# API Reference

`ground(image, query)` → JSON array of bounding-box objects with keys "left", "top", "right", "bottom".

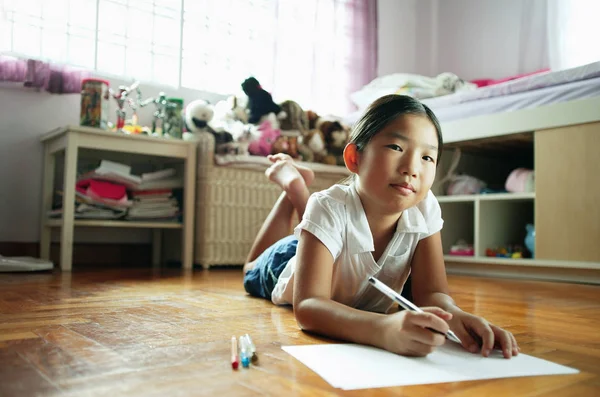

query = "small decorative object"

[
  {"left": 448, "top": 239, "right": 474, "bottom": 256},
  {"left": 163, "top": 98, "right": 184, "bottom": 139},
  {"left": 525, "top": 224, "right": 535, "bottom": 258},
  {"left": 80, "top": 78, "right": 110, "bottom": 129},
  {"left": 144, "top": 92, "right": 170, "bottom": 135},
  {"left": 506, "top": 168, "right": 535, "bottom": 193},
  {"left": 109, "top": 81, "right": 140, "bottom": 130},
  {"left": 486, "top": 244, "right": 525, "bottom": 258},
  {"left": 241, "top": 77, "right": 282, "bottom": 124},
  {"left": 183, "top": 99, "right": 237, "bottom": 151}
]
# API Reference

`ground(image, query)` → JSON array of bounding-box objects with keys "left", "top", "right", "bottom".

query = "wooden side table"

[{"left": 40, "top": 125, "right": 197, "bottom": 271}]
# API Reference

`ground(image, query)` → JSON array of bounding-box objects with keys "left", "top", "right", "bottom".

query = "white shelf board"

[
  {"left": 437, "top": 192, "right": 535, "bottom": 203},
  {"left": 444, "top": 255, "right": 600, "bottom": 270},
  {"left": 442, "top": 96, "right": 600, "bottom": 143},
  {"left": 46, "top": 219, "right": 183, "bottom": 229}
]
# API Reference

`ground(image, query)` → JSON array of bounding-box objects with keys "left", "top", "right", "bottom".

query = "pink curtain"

[
  {"left": 270, "top": 0, "right": 378, "bottom": 115},
  {"left": 0, "top": 56, "right": 89, "bottom": 94}
]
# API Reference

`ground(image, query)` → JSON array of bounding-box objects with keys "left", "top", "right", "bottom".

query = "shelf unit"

[
  {"left": 438, "top": 192, "right": 534, "bottom": 262},
  {"left": 45, "top": 219, "right": 183, "bottom": 229},
  {"left": 434, "top": 123, "right": 600, "bottom": 283},
  {"left": 40, "top": 125, "right": 197, "bottom": 271}
]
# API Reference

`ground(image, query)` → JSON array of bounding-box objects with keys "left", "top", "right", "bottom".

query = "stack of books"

[
  {"left": 49, "top": 160, "right": 184, "bottom": 222},
  {"left": 127, "top": 188, "right": 179, "bottom": 221}
]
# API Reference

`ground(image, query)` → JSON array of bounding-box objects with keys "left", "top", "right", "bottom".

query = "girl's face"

[{"left": 355, "top": 114, "right": 439, "bottom": 215}]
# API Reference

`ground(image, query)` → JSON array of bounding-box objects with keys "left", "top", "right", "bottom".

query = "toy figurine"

[{"left": 109, "top": 81, "right": 140, "bottom": 130}]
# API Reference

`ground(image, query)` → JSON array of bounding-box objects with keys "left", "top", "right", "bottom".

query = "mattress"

[
  {"left": 343, "top": 61, "right": 600, "bottom": 125},
  {"left": 424, "top": 60, "right": 600, "bottom": 108},
  {"left": 425, "top": 75, "right": 600, "bottom": 122}
]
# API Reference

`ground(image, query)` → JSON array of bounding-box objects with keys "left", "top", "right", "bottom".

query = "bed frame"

[{"left": 436, "top": 96, "right": 600, "bottom": 284}]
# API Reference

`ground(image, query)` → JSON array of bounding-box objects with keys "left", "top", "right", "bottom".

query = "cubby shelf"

[
  {"left": 443, "top": 255, "right": 600, "bottom": 270},
  {"left": 437, "top": 192, "right": 535, "bottom": 203},
  {"left": 439, "top": 193, "right": 535, "bottom": 259},
  {"left": 45, "top": 219, "right": 183, "bottom": 229}
]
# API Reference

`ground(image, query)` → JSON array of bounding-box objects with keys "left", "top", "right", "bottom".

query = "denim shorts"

[{"left": 243, "top": 235, "right": 298, "bottom": 300}]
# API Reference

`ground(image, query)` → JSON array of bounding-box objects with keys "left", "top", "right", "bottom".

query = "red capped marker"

[{"left": 231, "top": 336, "right": 239, "bottom": 369}]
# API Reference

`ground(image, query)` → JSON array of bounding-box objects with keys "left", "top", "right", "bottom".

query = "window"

[
  {"left": 548, "top": 0, "right": 600, "bottom": 70},
  {"left": 1, "top": 0, "right": 376, "bottom": 114},
  {"left": 1, "top": 0, "right": 182, "bottom": 86},
  {"left": 181, "top": 0, "right": 277, "bottom": 96}
]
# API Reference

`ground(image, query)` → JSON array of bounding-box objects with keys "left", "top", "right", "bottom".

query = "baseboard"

[
  {"left": 446, "top": 261, "right": 600, "bottom": 285},
  {"left": 0, "top": 242, "right": 152, "bottom": 267}
]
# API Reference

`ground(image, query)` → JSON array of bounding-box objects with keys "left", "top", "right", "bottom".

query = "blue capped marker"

[{"left": 239, "top": 336, "right": 250, "bottom": 368}]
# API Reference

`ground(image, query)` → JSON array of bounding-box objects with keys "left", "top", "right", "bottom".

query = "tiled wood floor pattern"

[{"left": 0, "top": 267, "right": 599, "bottom": 396}]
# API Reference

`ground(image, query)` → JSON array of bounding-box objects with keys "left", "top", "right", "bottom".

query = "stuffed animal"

[
  {"left": 321, "top": 120, "right": 349, "bottom": 166},
  {"left": 183, "top": 99, "right": 234, "bottom": 153},
  {"left": 241, "top": 77, "right": 282, "bottom": 124},
  {"left": 248, "top": 118, "right": 281, "bottom": 157},
  {"left": 278, "top": 100, "right": 309, "bottom": 133},
  {"left": 303, "top": 129, "right": 334, "bottom": 164}
]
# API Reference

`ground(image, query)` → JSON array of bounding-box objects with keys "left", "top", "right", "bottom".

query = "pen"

[
  {"left": 367, "top": 276, "right": 462, "bottom": 344},
  {"left": 231, "top": 336, "right": 239, "bottom": 369}
]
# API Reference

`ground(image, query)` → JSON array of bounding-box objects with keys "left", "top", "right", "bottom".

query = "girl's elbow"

[{"left": 293, "top": 298, "right": 316, "bottom": 330}]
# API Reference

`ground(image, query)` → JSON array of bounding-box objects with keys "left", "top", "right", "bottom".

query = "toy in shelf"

[
  {"left": 145, "top": 92, "right": 170, "bottom": 135},
  {"left": 80, "top": 78, "right": 110, "bottom": 130},
  {"left": 163, "top": 98, "right": 184, "bottom": 139},
  {"left": 448, "top": 240, "right": 474, "bottom": 256},
  {"left": 109, "top": 81, "right": 140, "bottom": 130},
  {"left": 485, "top": 245, "right": 525, "bottom": 259},
  {"left": 524, "top": 223, "right": 535, "bottom": 258}
]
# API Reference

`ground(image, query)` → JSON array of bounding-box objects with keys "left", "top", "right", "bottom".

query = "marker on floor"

[
  {"left": 231, "top": 336, "right": 239, "bottom": 370},
  {"left": 239, "top": 335, "right": 250, "bottom": 368},
  {"left": 244, "top": 333, "right": 258, "bottom": 363}
]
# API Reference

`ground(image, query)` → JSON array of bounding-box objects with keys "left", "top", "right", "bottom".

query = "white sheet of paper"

[{"left": 282, "top": 342, "right": 579, "bottom": 390}]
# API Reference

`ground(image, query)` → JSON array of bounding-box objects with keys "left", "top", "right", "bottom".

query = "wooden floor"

[{"left": 1, "top": 266, "right": 599, "bottom": 396}]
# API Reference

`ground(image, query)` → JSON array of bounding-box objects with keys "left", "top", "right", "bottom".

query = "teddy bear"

[
  {"left": 241, "top": 77, "right": 282, "bottom": 124},
  {"left": 183, "top": 99, "right": 234, "bottom": 153},
  {"left": 302, "top": 129, "right": 336, "bottom": 164},
  {"left": 320, "top": 120, "right": 350, "bottom": 166},
  {"left": 278, "top": 100, "right": 309, "bottom": 133}
]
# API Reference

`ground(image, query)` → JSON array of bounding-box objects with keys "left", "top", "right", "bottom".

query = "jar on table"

[
  {"left": 163, "top": 98, "right": 184, "bottom": 139},
  {"left": 80, "top": 78, "right": 110, "bottom": 130}
]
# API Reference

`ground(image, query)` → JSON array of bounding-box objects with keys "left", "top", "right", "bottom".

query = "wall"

[
  {"left": 377, "top": 0, "right": 439, "bottom": 77},
  {"left": 0, "top": 77, "right": 225, "bottom": 243},
  {"left": 377, "top": 0, "right": 549, "bottom": 80},
  {"left": 435, "top": 0, "right": 548, "bottom": 80}
]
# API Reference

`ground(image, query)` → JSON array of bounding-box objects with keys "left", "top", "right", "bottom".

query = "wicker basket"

[{"left": 194, "top": 132, "right": 350, "bottom": 268}]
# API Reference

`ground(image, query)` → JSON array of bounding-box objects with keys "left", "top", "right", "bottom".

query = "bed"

[
  {"left": 421, "top": 60, "right": 600, "bottom": 143},
  {"left": 412, "top": 61, "right": 600, "bottom": 282}
]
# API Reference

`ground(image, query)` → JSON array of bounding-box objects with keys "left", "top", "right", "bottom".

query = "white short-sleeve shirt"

[{"left": 270, "top": 183, "right": 444, "bottom": 313}]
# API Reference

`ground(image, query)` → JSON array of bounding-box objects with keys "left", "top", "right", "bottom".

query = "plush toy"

[
  {"left": 278, "top": 100, "right": 309, "bottom": 133},
  {"left": 321, "top": 120, "right": 350, "bottom": 166},
  {"left": 241, "top": 77, "right": 282, "bottom": 124},
  {"left": 303, "top": 129, "right": 333, "bottom": 164},
  {"left": 183, "top": 99, "right": 233, "bottom": 152},
  {"left": 306, "top": 110, "right": 320, "bottom": 129},
  {"left": 248, "top": 118, "right": 281, "bottom": 157}
]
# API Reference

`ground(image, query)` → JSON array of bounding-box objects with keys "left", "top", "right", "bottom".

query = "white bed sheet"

[
  {"left": 424, "top": 60, "right": 600, "bottom": 108},
  {"left": 424, "top": 75, "right": 600, "bottom": 122}
]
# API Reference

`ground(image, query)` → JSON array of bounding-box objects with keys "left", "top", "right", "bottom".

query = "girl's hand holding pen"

[
  {"left": 446, "top": 308, "right": 520, "bottom": 359},
  {"left": 377, "top": 307, "right": 454, "bottom": 357}
]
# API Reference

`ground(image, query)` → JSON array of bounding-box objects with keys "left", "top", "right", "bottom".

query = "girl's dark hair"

[{"left": 350, "top": 94, "right": 443, "bottom": 163}]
